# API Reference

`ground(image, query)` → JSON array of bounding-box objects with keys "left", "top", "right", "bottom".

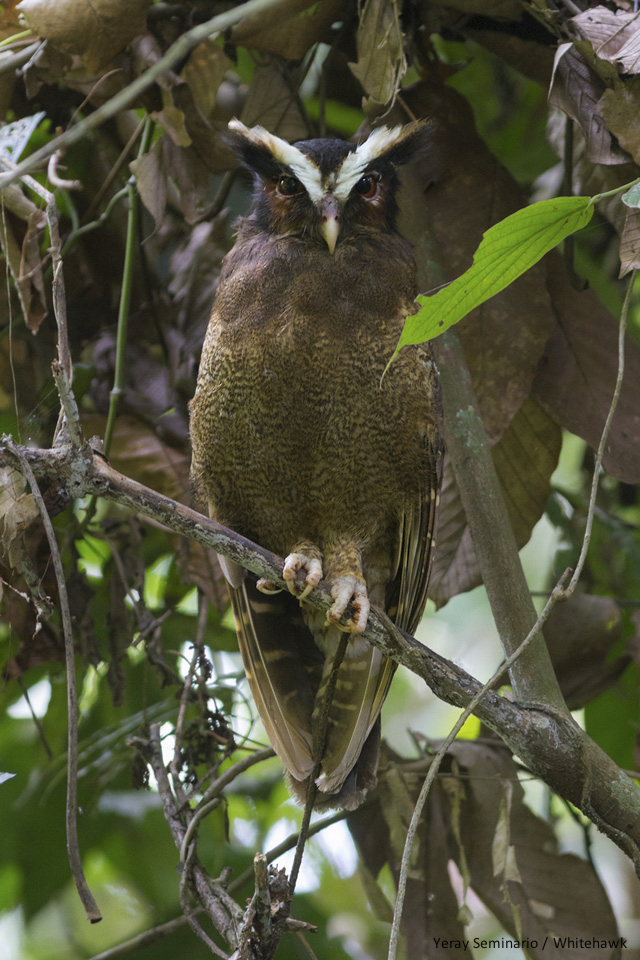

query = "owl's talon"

[
  {"left": 283, "top": 553, "right": 323, "bottom": 599},
  {"left": 325, "top": 577, "right": 370, "bottom": 633},
  {"left": 256, "top": 578, "right": 283, "bottom": 595}
]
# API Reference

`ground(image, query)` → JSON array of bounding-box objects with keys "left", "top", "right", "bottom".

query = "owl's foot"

[
  {"left": 326, "top": 576, "right": 370, "bottom": 633},
  {"left": 283, "top": 548, "right": 323, "bottom": 600},
  {"left": 256, "top": 578, "right": 283, "bottom": 595}
]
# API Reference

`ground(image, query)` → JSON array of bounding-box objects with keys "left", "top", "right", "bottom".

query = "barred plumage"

[{"left": 190, "top": 121, "right": 442, "bottom": 808}]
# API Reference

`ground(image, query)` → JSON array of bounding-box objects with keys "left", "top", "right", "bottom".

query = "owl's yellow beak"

[{"left": 320, "top": 195, "right": 340, "bottom": 254}]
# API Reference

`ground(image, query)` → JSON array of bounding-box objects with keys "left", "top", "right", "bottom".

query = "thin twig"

[
  {"left": 47, "top": 151, "right": 82, "bottom": 191},
  {"left": 253, "top": 853, "right": 272, "bottom": 940},
  {"left": 171, "top": 603, "right": 207, "bottom": 807},
  {"left": 4, "top": 438, "right": 102, "bottom": 923},
  {"left": 0, "top": 40, "right": 40, "bottom": 76},
  {"left": 103, "top": 117, "right": 154, "bottom": 456},
  {"left": 17, "top": 676, "right": 53, "bottom": 760},
  {"left": 198, "top": 746, "right": 276, "bottom": 807},
  {"left": 148, "top": 724, "right": 233, "bottom": 957}
]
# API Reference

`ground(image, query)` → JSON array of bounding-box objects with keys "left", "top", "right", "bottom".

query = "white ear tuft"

[
  {"left": 333, "top": 124, "right": 424, "bottom": 201},
  {"left": 227, "top": 120, "right": 324, "bottom": 203}
]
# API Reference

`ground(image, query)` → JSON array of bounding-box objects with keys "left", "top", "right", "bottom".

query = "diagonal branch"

[{"left": 4, "top": 438, "right": 640, "bottom": 872}]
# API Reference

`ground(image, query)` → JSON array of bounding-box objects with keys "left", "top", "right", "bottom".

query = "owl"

[{"left": 190, "top": 120, "right": 442, "bottom": 810}]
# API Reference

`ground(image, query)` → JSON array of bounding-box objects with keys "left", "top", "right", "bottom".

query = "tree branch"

[{"left": 4, "top": 437, "right": 640, "bottom": 873}]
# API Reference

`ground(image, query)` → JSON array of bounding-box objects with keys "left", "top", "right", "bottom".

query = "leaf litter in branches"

[
  {"left": 449, "top": 741, "right": 619, "bottom": 960},
  {"left": 231, "top": 0, "right": 342, "bottom": 60},
  {"left": 394, "top": 81, "right": 640, "bottom": 607},
  {"left": 429, "top": 398, "right": 562, "bottom": 607},
  {"left": 532, "top": 255, "right": 640, "bottom": 484},
  {"left": 543, "top": 594, "right": 628, "bottom": 711},
  {"left": 393, "top": 84, "right": 563, "bottom": 604},
  {"left": 351, "top": 742, "right": 619, "bottom": 960},
  {"left": 396, "top": 84, "right": 555, "bottom": 443},
  {"left": 545, "top": 107, "right": 640, "bottom": 277},
  {"left": 349, "top": 0, "right": 406, "bottom": 114},
  {"left": 17, "top": 0, "right": 151, "bottom": 73},
  {"left": 349, "top": 751, "right": 469, "bottom": 959}
]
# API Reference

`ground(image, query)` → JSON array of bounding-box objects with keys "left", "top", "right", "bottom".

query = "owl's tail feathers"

[
  {"left": 229, "top": 575, "right": 392, "bottom": 809},
  {"left": 286, "top": 716, "right": 382, "bottom": 811},
  {"left": 229, "top": 576, "right": 321, "bottom": 782},
  {"left": 313, "top": 636, "right": 395, "bottom": 807}
]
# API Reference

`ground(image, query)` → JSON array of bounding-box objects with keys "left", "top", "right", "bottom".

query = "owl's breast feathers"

[{"left": 190, "top": 122, "right": 442, "bottom": 809}]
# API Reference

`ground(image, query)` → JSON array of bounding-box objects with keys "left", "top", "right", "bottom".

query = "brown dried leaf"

[
  {"left": 0, "top": 466, "right": 38, "bottom": 567},
  {"left": 571, "top": 6, "right": 640, "bottom": 74},
  {"left": 82, "top": 414, "right": 189, "bottom": 502},
  {"left": 130, "top": 145, "right": 166, "bottom": 226},
  {"left": 545, "top": 108, "right": 637, "bottom": 230},
  {"left": 152, "top": 87, "right": 192, "bottom": 148},
  {"left": 397, "top": 83, "right": 554, "bottom": 442},
  {"left": 532, "top": 255, "right": 640, "bottom": 483},
  {"left": 600, "top": 78, "right": 640, "bottom": 165},
  {"left": 240, "top": 63, "right": 309, "bottom": 142},
  {"left": 130, "top": 132, "right": 212, "bottom": 224},
  {"left": 349, "top": 0, "right": 406, "bottom": 113},
  {"left": 549, "top": 44, "right": 628, "bottom": 165},
  {"left": 231, "top": 0, "right": 342, "bottom": 59},
  {"left": 544, "top": 594, "right": 628, "bottom": 710},
  {"left": 430, "top": 397, "right": 561, "bottom": 607},
  {"left": 450, "top": 741, "right": 619, "bottom": 960},
  {"left": 181, "top": 40, "right": 230, "bottom": 120},
  {"left": 0, "top": 208, "right": 47, "bottom": 333},
  {"left": 349, "top": 753, "right": 468, "bottom": 958},
  {"left": 17, "top": 0, "right": 150, "bottom": 72},
  {"left": 618, "top": 206, "right": 640, "bottom": 278}
]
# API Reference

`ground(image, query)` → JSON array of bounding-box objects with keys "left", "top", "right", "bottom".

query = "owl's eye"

[
  {"left": 353, "top": 175, "right": 380, "bottom": 199},
  {"left": 277, "top": 176, "right": 303, "bottom": 197}
]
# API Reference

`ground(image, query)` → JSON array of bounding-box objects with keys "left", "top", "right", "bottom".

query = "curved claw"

[
  {"left": 325, "top": 576, "right": 370, "bottom": 633},
  {"left": 283, "top": 552, "right": 323, "bottom": 599},
  {"left": 256, "top": 578, "right": 283, "bottom": 595}
]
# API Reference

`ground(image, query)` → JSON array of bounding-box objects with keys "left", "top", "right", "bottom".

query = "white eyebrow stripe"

[
  {"left": 332, "top": 125, "right": 406, "bottom": 201},
  {"left": 227, "top": 120, "right": 324, "bottom": 204}
]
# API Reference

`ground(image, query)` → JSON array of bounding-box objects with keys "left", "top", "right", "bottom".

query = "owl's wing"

[
  {"left": 388, "top": 442, "right": 443, "bottom": 635},
  {"left": 228, "top": 575, "right": 320, "bottom": 782}
]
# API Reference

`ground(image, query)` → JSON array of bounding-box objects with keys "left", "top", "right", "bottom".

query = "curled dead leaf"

[{"left": 349, "top": 0, "right": 406, "bottom": 114}]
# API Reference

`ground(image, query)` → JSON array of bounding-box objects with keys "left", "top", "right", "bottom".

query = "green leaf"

[
  {"left": 395, "top": 196, "right": 593, "bottom": 354},
  {"left": 622, "top": 182, "right": 640, "bottom": 209}
]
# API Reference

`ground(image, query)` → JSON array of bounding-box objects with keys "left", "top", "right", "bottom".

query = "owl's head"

[{"left": 225, "top": 120, "right": 429, "bottom": 253}]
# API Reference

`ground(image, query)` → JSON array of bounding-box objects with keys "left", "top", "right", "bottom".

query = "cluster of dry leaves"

[{"left": 2, "top": 0, "right": 640, "bottom": 958}]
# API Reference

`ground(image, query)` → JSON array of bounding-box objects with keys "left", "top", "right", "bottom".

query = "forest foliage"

[{"left": 2, "top": 1, "right": 640, "bottom": 959}]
